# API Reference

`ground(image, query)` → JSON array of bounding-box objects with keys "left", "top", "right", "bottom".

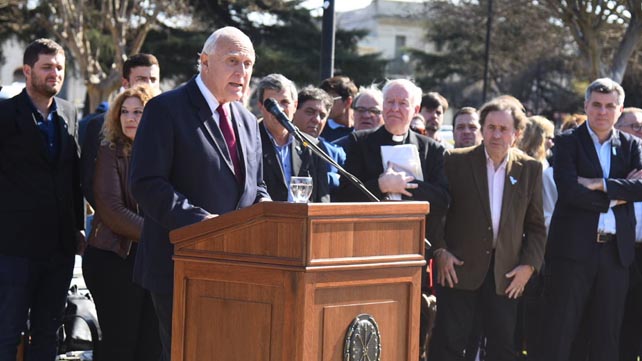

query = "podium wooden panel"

[{"left": 169, "top": 201, "right": 429, "bottom": 361}]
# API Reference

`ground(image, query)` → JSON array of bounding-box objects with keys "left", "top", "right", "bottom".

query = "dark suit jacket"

[
  {"left": 433, "top": 145, "right": 546, "bottom": 294},
  {"left": 334, "top": 126, "right": 450, "bottom": 243},
  {"left": 80, "top": 112, "right": 105, "bottom": 207},
  {"left": 0, "top": 89, "right": 83, "bottom": 258},
  {"left": 547, "top": 123, "right": 642, "bottom": 267},
  {"left": 259, "top": 123, "right": 330, "bottom": 203},
  {"left": 129, "top": 77, "right": 270, "bottom": 294}
]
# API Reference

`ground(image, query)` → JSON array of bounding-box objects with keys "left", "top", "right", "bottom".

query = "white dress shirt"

[
  {"left": 195, "top": 74, "right": 228, "bottom": 126},
  {"left": 586, "top": 122, "right": 617, "bottom": 234},
  {"left": 635, "top": 202, "right": 642, "bottom": 243},
  {"left": 485, "top": 149, "right": 508, "bottom": 247}
]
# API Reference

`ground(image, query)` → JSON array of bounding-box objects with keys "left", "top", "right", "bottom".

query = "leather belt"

[{"left": 597, "top": 232, "right": 616, "bottom": 243}]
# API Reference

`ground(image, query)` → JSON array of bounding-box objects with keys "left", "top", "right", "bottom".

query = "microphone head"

[{"left": 263, "top": 98, "right": 279, "bottom": 112}]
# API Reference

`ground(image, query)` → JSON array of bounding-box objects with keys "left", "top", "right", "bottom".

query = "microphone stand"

[{"left": 290, "top": 127, "right": 380, "bottom": 202}]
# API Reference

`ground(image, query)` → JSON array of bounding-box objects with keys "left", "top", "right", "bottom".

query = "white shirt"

[
  {"left": 485, "top": 149, "right": 508, "bottom": 246},
  {"left": 195, "top": 74, "right": 229, "bottom": 126},
  {"left": 586, "top": 122, "right": 617, "bottom": 234},
  {"left": 634, "top": 202, "right": 642, "bottom": 243},
  {"left": 542, "top": 165, "right": 557, "bottom": 234}
]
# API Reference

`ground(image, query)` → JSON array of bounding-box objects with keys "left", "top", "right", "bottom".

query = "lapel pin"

[
  {"left": 509, "top": 176, "right": 517, "bottom": 185},
  {"left": 612, "top": 146, "right": 617, "bottom": 156}
]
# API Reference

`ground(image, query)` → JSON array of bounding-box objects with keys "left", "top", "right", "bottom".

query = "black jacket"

[
  {"left": 260, "top": 122, "right": 330, "bottom": 203},
  {"left": 0, "top": 89, "right": 83, "bottom": 258}
]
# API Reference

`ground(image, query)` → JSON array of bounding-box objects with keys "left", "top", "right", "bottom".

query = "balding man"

[{"left": 129, "top": 27, "right": 270, "bottom": 360}]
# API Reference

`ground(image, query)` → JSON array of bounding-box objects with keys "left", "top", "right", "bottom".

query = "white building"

[{"left": 337, "top": 0, "right": 432, "bottom": 78}]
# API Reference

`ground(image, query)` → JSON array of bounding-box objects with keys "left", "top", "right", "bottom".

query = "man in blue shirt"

[
  {"left": 256, "top": 74, "right": 330, "bottom": 203},
  {"left": 0, "top": 38, "right": 84, "bottom": 360}
]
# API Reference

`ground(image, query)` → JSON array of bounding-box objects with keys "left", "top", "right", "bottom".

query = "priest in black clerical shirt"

[{"left": 333, "top": 78, "right": 450, "bottom": 244}]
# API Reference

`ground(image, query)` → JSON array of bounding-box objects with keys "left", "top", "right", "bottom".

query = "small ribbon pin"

[{"left": 509, "top": 176, "right": 517, "bottom": 185}]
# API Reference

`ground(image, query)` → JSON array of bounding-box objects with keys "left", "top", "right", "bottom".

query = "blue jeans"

[{"left": 0, "top": 253, "right": 74, "bottom": 361}]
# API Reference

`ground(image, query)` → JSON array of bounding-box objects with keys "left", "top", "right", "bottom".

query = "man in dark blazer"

[
  {"left": 80, "top": 53, "right": 160, "bottom": 208},
  {"left": 129, "top": 27, "right": 270, "bottom": 361},
  {"left": 537, "top": 78, "right": 642, "bottom": 361},
  {"left": 334, "top": 78, "right": 450, "bottom": 307},
  {"left": 0, "top": 39, "right": 84, "bottom": 360},
  {"left": 256, "top": 74, "right": 330, "bottom": 203},
  {"left": 428, "top": 97, "right": 546, "bottom": 361}
]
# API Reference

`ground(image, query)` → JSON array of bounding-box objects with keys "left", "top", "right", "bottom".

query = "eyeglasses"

[
  {"left": 622, "top": 123, "right": 642, "bottom": 132},
  {"left": 354, "top": 106, "right": 382, "bottom": 116},
  {"left": 332, "top": 96, "right": 343, "bottom": 102}
]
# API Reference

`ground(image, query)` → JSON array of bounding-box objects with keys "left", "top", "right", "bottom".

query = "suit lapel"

[
  {"left": 14, "top": 91, "right": 51, "bottom": 164},
  {"left": 578, "top": 123, "right": 604, "bottom": 177},
  {"left": 471, "top": 145, "right": 492, "bottom": 224},
  {"left": 54, "top": 104, "right": 72, "bottom": 166},
  {"left": 229, "top": 104, "right": 247, "bottom": 187},
  {"left": 498, "top": 149, "right": 523, "bottom": 236},
  {"left": 291, "top": 141, "right": 304, "bottom": 177},
  {"left": 609, "top": 129, "right": 625, "bottom": 178},
  {"left": 187, "top": 80, "right": 236, "bottom": 177}
]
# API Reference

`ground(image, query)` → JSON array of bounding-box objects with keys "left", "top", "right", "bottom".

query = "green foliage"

[{"left": 412, "top": 0, "right": 584, "bottom": 114}]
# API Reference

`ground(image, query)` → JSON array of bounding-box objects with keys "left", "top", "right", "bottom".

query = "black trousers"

[
  {"left": 536, "top": 241, "right": 628, "bottom": 361},
  {"left": 151, "top": 290, "right": 173, "bottom": 361},
  {"left": 82, "top": 244, "right": 161, "bottom": 361},
  {"left": 428, "top": 265, "right": 519, "bottom": 361},
  {"left": 619, "top": 246, "right": 642, "bottom": 361}
]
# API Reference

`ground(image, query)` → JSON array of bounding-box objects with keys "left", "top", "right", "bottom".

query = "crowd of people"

[{"left": 1, "top": 26, "right": 641, "bottom": 361}]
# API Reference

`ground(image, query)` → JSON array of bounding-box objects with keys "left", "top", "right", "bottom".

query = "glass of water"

[{"left": 290, "top": 176, "right": 313, "bottom": 203}]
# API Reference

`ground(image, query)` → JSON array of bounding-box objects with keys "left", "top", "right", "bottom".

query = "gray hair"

[
  {"left": 353, "top": 84, "right": 383, "bottom": 108},
  {"left": 382, "top": 79, "right": 422, "bottom": 108},
  {"left": 585, "top": 77, "right": 625, "bottom": 105},
  {"left": 197, "top": 26, "right": 252, "bottom": 72},
  {"left": 256, "top": 73, "right": 297, "bottom": 104}
]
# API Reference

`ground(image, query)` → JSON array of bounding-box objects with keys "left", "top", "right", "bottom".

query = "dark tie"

[{"left": 216, "top": 104, "right": 243, "bottom": 183}]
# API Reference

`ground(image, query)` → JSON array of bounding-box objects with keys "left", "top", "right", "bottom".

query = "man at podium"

[{"left": 129, "top": 27, "right": 270, "bottom": 361}]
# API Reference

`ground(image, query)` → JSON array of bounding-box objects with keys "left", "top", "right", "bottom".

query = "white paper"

[{"left": 381, "top": 144, "right": 423, "bottom": 200}]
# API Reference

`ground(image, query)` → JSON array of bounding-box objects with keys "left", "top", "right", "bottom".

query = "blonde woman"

[
  {"left": 82, "top": 85, "right": 161, "bottom": 361},
  {"left": 518, "top": 115, "right": 556, "bottom": 231}
]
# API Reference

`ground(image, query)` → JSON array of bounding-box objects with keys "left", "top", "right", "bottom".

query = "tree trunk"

[
  {"left": 610, "top": 15, "right": 642, "bottom": 83},
  {"left": 85, "top": 70, "right": 122, "bottom": 114}
]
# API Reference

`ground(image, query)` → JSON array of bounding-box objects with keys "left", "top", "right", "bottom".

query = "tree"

[
  {"left": 544, "top": 0, "right": 642, "bottom": 83},
  {"left": 411, "top": 0, "right": 583, "bottom": 114},
  {"left": 13, "top": 0, "right": 191, "bottom": 111},
  {"left": 183, "top": 0, "right": 386, "bottom": 86}
]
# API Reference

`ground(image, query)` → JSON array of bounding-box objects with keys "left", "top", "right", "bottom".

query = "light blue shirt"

[{"left": 586, "top": 121, "right": 617, "bottom": 234}]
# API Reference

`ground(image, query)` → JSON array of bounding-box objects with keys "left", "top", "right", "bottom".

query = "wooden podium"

[{"left": 169, "top": 201, "right": 429, "bottom": 361}]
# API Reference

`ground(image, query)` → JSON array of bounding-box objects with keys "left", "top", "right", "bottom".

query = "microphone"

[
  {"left": 263, "top": 98, "right": 296, "bottom": 134},
  {"left": 262, "top": 98, "right": 380, "bottom": 202}
]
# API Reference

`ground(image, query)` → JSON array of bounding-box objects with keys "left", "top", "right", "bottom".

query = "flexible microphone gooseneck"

[{"left": 263, "top": 98, "right": 380, "bottom": 202}]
